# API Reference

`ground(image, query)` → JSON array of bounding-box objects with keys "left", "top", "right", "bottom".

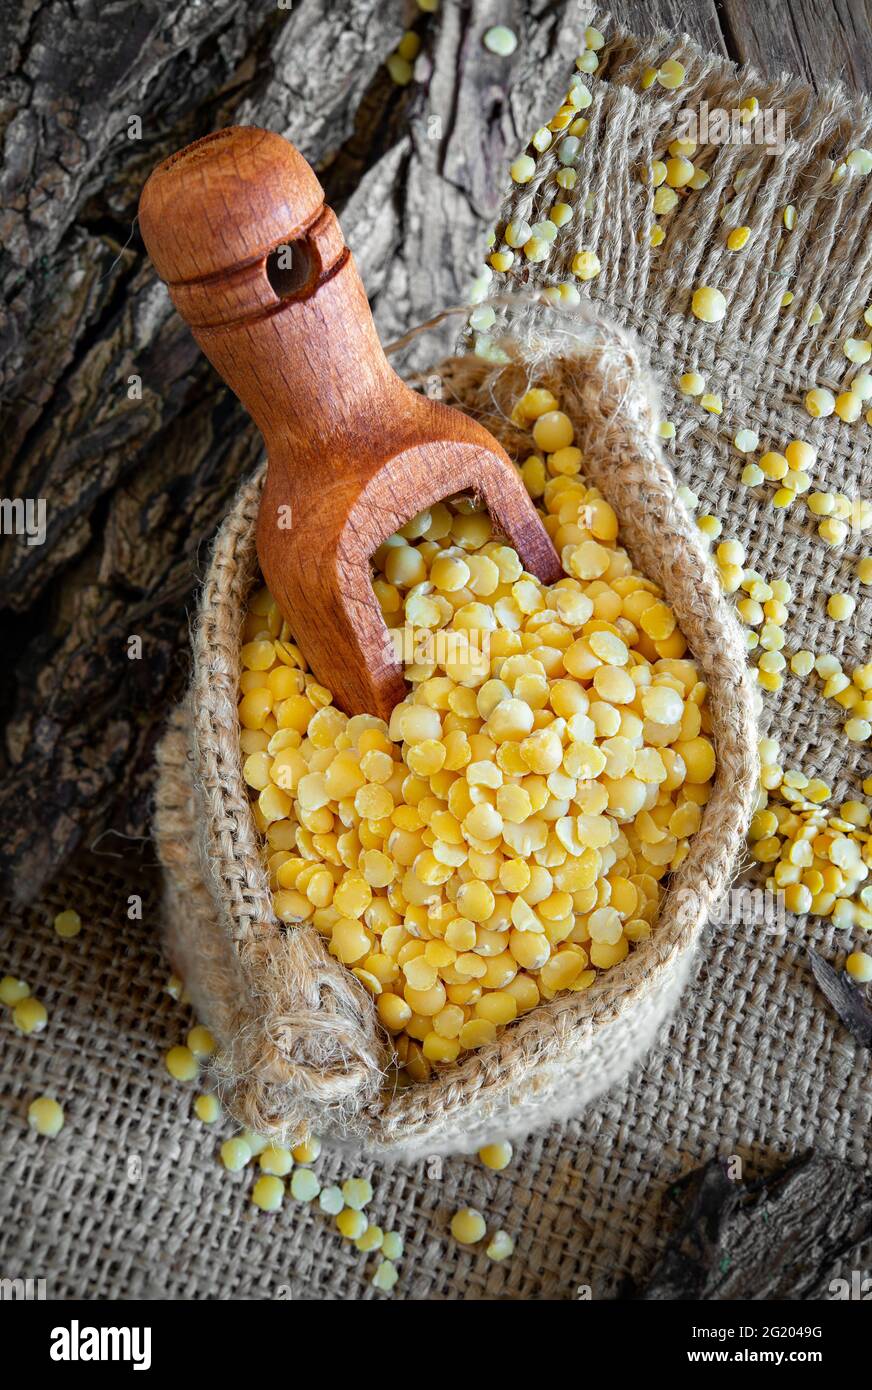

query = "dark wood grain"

[
  {"left": 630, "top": 1152, "right": 872, "bottom": 1300},
  {"left": 606, "top": 0, "right": 728, "bottom": 52},
  {"left": 718, "top": 0, "right": 872, "bottom": 92}
]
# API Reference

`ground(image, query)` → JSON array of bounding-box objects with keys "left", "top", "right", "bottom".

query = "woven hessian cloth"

[{"left": 1, "top": 26, "right": 870, "bottom": 1298}]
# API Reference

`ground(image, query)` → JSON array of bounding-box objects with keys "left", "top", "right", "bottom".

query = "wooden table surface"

[
  {"left": 0, "top": 0, "right": 869, "bottom": 901},
  {"left": 604, "top": 0, "right": 871, "bottom": 91}
]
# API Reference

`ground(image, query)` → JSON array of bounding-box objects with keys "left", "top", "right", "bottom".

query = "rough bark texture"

[
  {"left": 1, "top": 0, "right": 870, "bottom": 901},
  {"left": 629, "top": 1152, "right": 872, "bottom": 1300}
]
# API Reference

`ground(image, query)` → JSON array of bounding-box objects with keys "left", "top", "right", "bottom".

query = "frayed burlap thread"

[{"left": 153, "top": 298, "right": 759, "bottom": 1157}]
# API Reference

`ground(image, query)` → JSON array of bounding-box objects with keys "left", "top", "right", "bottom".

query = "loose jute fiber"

[
  {"left": 3, "top": 19, "right": 870, "bottom": 1300},
  {"left": 153, "top": 297, "right": 760, "bottom": 1156}
]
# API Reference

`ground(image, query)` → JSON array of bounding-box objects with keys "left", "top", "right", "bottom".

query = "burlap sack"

[
  {"left": 3, "top": 23, "right": 870, "bottom": 1300},
  {"left": 153, "top": 298, "right": 760, "bottom": 1156}
]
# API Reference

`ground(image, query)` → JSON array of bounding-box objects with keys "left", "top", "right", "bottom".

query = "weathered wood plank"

[
  {"left": 602, "top": 0, "right": 728, "bottom": 53},
  {"left": 717, "top": 0, "right": 872, "bottom": 91}
]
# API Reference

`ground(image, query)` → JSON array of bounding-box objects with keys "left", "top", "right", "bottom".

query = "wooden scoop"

[{"left": 139, "top": 126, "right": 561, "bottom": 718}]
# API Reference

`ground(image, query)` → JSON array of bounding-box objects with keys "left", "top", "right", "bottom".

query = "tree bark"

[{"left": 630, "top": 1152, "right": 872, "bottom": 1300}]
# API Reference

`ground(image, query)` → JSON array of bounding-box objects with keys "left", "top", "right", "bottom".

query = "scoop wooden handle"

[
  {"left": 138, "top": 125, "right": 398, "bottom": 471},
  {"left": 139, "top": 126, "right": 561, "bottom": 717}
]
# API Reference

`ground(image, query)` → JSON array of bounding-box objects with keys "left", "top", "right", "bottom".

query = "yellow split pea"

[{"left": 238, "top": 391, "right": 715, "bottom": 1081}]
